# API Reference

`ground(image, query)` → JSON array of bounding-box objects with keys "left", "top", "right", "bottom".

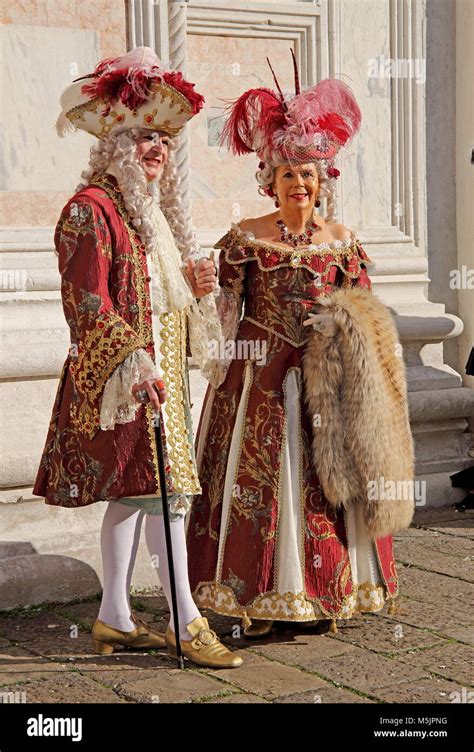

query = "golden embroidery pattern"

[
  {"left": 71, "top": 310, "right": 147, "bottom": 402},
  {"left": 243, "top": 315, "right": 310, "bottom": 348},
  {"left": 144, "top": 401, "right": 162, "bottom": 496},
  {"left": 67, "top": 81, "right": 192, "bottom": 139},
  {"left": 70, "top": 400, "right": 102, "bottom": 440},
  {"left": 89, "top": 174, "right": 152, "bottom": 347},
  {"left": 193, "top": 580, "right": 388, "bottom": 622}
]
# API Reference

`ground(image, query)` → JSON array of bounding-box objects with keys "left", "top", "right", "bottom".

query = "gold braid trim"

[{"left": 159, "top": 308, "right": 201, "bottom": 494}]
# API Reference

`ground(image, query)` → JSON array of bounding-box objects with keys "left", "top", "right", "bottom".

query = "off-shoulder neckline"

[{"left": 228, "top": 222, "right": 358, "bottom": 253}]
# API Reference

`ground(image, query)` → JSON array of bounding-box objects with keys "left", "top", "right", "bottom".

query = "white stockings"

[{"left": 97, "top": 501, "right": 201, "bottom": 640}]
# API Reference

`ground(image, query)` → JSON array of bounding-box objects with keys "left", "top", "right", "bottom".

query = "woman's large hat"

[
  {"left": 56, "top": 47, "right": 204, "bottom": 139},
  {"left": 220, "top": 50, "right": 361, "bottom": 167}
]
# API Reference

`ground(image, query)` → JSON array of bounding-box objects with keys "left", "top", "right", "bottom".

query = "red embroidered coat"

[
  {"left": 33, "top": 174, "right": 200, "bottom": 508},
  {"left": 186, "top": 226, "right": 398, "bottom": 623}
]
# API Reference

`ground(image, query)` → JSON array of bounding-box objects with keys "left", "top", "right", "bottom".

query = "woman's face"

[
  {"left": 273, "top": 162, "right": 319, "bottom": 210},
  {"left": 135, "top": 130, "right": 170, "bottom": 182}
]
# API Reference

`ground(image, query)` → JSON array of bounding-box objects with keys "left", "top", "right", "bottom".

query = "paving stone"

[
  {"left": 248, "top": 632, "right": 359, "bottom": 668},
  {"left": 330, "top": 614, "right": 447, "bottom": 655},
  {"left": 275, "top": 686, "right": 375, "bottom": 703},
  {"left": 116, "top": 669, "right": 235, "bottom": 703},
  {"left": 396, "top": 642, "right": 474, "bottom": 685},
  {"left": 380, "top": 599, "right": 473, "bottom": 631},
  {"left": 0, "top": 669, "right": 73, "bottom": 687},
  {"left": 0, "top": 613, "right": 93, "bottom": 657},
  {"left": 199, "top": 650, "right": 327, "bottom": 700},
  {"left": 204, "top": 693, "right": 268, "bottom": 703},
  {"left": 53, "top": 600, "right": 101, "bottom": 629},
  {"left": 71, "top": 651, "right": 167, "bottom": 673},
  {"left": 373, "top": 676, "right": 469, "bottom": 703},
  {"left": 413, "top": 508, "right": 473, "bottom": 526},
  {"left": 438, "top": 626, "right": 474, "bottom": 646},
  {"left": 129, "top": 593, "right": 168, "bottom": 616},
  {"left": 0, "top": 646, "right": 67, "bottom": 681},
  {"left": 415, "top": 534, "right": 474, "bottom": 559},
  {"left": 395, "top": 539, "right": 474, "bottom": 582},
  {"left": 421, "top": 520, "right": 474, "bottom": 540},
  {"left": 0, "top": 671, "right": 126, "bottom": 703},
  {"left": 397, "top": 565, "right": 474, "bottom": 608},
  {"left": 312, "top": 646, "right": 428, "bottom": 693}
]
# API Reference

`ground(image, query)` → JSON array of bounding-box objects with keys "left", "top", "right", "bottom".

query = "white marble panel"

[
  {"left": 339, "top": 0, "right": 392, "bottom": 230},
  {"left": 0, "top": 25, "right": 99, "bottom": 192}
]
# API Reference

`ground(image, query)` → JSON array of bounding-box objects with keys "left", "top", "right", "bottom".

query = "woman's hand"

[
  {"left": 303, "top": 311, "right": 339, "bottom": 338},
  {"left": 132, "top": 378, "right": 167, "bottom": 410},
  {"left": 185, "top": 253, "right": 218, "bottom": 298}
]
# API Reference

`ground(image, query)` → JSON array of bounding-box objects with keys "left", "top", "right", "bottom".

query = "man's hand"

[
  {"left": 132, "top": 379, "right": 167, "bottom": 410},
  {"left": 185, "top": 253, "right": 217, "bottom": 298}
]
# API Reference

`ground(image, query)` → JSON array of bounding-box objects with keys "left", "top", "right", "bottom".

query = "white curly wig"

[
  {"left": 76, "top": 127, "right": 198, "bottom": 259},
  {"left": 255, "top": 155, "right": 338, "bottom": 223}
]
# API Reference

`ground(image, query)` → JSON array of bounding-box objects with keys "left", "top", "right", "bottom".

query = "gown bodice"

[{"left": 215, "top": 224, "right": 372, "bottom": 348}]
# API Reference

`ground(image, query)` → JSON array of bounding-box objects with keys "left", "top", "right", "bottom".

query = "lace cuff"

[
  {"left": 100, "top": 348, "right": 163, "bottom": 431},
  {"left": 186, "top": 291, "right": 222, "bottom": 372},
  {"left": 200, "top": 288, "right": 240, "bottom": 389}
]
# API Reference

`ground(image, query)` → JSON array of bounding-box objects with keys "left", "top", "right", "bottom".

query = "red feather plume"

[
  {"left": 81, "top": 58, "right": 205, "bottom": 114},
  {"left": 162, "top": 71, "right": 205, "bottom": 115},
  {"left": 219, "top": 88, "right": 286, "bottom": 155},
  {"left": 316, "top": 112, "right": 352, "bottom": 145}
]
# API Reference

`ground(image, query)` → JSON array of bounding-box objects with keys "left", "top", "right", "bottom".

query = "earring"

[
  {"left": 274, "top": 198, "right": 280, "bottom": 208},
  {"left": 315, "top": 199, "right": 321, "bottom": 208}
]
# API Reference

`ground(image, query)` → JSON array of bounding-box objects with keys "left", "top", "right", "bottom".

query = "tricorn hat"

[{"left": 55, "top": 46, "right": 205, "bottom": 139}]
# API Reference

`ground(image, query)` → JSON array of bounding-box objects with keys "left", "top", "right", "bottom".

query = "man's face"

[{"left": 135, "top": 130, "right": 170, "bottom": 182}]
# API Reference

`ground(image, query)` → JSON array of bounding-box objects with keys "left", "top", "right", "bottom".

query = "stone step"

[{"left": 409, "top": 386, "right": 474, "bottom": 422}]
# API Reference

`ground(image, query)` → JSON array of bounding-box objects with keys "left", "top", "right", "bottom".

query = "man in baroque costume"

[
  {"left": 186, "top": 54, "right": 416, "bottom": 638},
  {"left": 33, "top": 47, "right": 242, "bottom": 668}
]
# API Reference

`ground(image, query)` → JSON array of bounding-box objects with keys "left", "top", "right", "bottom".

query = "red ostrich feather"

[
  {"left": 317, "top": 112, "right": 353, "bottom": 145},
  {"left": 219, "top": 88, "right": 287, "bottom": 155},
  {"left": 163, "top": 71, "right": 205, "bottom": 114}
]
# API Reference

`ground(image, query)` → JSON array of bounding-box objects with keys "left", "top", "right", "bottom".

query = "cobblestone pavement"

[{"left": 0, "top": 507, "right": 472, "bottom": 704}]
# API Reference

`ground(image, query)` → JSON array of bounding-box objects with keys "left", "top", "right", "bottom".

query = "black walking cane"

[{"left": 152, "top": 403, "right": 185, "bottom": 670}]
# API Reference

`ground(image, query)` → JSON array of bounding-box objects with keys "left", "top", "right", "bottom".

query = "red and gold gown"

[{"left": 186, "top": 223, "right": 398, "bottom": 625}]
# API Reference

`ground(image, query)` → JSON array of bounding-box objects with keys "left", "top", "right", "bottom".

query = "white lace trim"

[
  {"left": 201, "top": 288, "right": 241, "bottom": 389},
  {"left": 100, "top": 348, "right": 162, "bottom": 431},
  {"left": 187, "top": 291, "right": 222, "bottom": 372}
]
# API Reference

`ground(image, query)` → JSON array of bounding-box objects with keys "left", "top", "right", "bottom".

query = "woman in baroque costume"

[
  {"left": 33, "top": 47, "right": 242, "bottom": 668},
  {"left": 187, "top": 54, "right": 416, "bottom": 638}
]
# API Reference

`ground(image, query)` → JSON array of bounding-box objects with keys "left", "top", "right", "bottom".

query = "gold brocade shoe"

[
  {"left": 91, "top": 612, "right": 166, "bottom": 655},
  {"left": 165, "top": 617, "right": 243, "bottom": 668},
  {"left": 243, "top": 619, "right": 274, "bottom": 638}
]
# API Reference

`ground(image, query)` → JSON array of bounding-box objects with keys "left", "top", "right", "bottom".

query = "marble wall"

[{"left": 186, "top": 34, "right": 292, "bottom": 230}]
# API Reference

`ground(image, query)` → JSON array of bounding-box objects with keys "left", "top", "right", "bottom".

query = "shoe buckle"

[{"left": 196, "top": 627, "right": 217, "bottom": 646}]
